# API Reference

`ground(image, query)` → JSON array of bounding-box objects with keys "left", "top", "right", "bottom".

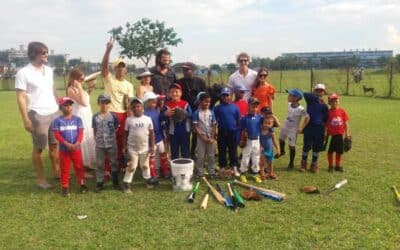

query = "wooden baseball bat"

[
  {"left": 232, "top": 180, "right": 286, "bottom": 200},
  {"left": 84, "top": 71, "right": 101, "bottom": 82},
  {"left": 200, "top": 193, "right": 209, "bottom": 209},
  {"left": 202, "top": 177, "right": 225, "bottom": 205},
  {"left": 392, "top": 185, "right": 400, "bottom": 203},
  {"left": 216, "top": 184, "right": 234, "bottom": 209},
  {"left": 227, "top": 183, "right": 239, "bottom": 211}
]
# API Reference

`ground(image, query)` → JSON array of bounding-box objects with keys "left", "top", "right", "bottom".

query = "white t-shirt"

[
  {"left": 228, "top": 68, "right": 258, "bottom": 100},
  {"left": 15, "top": 63, "right": 58, "bottom": 115},
  {"left": 125, "top": 115, "right": 153, "bottom": 153},
  {"left": 281, "top": 103, "right": 309, "bottom": 132}
]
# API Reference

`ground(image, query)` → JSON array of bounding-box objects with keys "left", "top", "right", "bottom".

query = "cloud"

[{"left": 386, "top": 25, "right": 400, "bottom": 45}]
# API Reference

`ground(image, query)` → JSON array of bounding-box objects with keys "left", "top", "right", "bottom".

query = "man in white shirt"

[
  {"left": 228, "top": 52, "right": 257, "bottom": 100},
  {"left": 15, "top": 41, "right": 60, "bottom": 189}
]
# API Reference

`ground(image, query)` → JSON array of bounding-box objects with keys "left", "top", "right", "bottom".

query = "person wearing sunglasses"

[
  {"left": 228, "top": 52, "right": 258, "bottom": 101},
  {"left": 252, "top": 68, "right": 276, "bottom": 113}
]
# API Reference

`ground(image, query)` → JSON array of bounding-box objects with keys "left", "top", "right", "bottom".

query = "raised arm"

[
  {"left": 67, "top": 81, "right": 88, "bottom": 106},
  {"left": 101, "top": 37, "right": 114, "bottom": 78}
]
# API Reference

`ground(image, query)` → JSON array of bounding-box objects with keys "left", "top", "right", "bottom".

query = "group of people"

[{"left": 15, "top": 40, "right": 350, "bottom": 196}]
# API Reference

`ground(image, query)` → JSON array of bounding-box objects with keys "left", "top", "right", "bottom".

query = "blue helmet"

[{"left": 288, "top": 89, "right": 303, "bottom": 100}]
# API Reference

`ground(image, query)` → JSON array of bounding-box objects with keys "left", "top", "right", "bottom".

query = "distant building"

[{"left": 8, "top": 45, "right": 27, "bottom": 60}]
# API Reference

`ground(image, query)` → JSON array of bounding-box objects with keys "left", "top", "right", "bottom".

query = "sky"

[{"left": 1, "top": 0, "right": 400, "bottom": 67}]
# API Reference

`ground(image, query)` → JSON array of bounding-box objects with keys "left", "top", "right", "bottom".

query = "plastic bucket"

[{"left": 170, "top": 158, "right": 194, "bottom": 191}]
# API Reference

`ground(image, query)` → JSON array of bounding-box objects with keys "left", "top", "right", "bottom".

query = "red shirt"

[
  {"left": 253, "top": 83, "right": 276, "bottom": 113},
  {"left": 165, "top": 99, "right": 188, "bottom": 109},
  {"left": 233, "top": 99, "right": 248, "bottom": 117},
  {"left": 326, "top": 108, "right": 349, "bottom": 135}
]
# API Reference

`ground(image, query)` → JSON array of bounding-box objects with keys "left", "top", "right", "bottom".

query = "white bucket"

[{"left": 170, "top": 158, "right": 194, "bottom": 191}]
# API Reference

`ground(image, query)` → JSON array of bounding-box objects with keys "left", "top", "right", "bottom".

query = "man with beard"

[
  {"left": 151, "top": 49, "right": 177, "bottom": 96},
  {"left": 177, "top": 62, "right": 207, "bottom": 159}
]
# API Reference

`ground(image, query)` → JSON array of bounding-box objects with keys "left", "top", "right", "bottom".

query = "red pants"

[
  {"left": 60, "top": 150, "right": 84, "bottom": 188},
  {"left": 112, "top": 112, "right": 127, "bottom": 168}
]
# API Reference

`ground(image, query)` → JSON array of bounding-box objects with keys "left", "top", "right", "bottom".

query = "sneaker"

[
  {"left": 335, "top": 166, "right": 344, "bottom": 172},
  {"left": 95, "top": 182, "right": 104, "bottom": 193},
  {"left": 267, "top": 173, "right": 277, "bottom": 179},
  {"left": 123, "top": 182, "right": 132, "bottom": 193},
  {"left": 240, "top": 174, "right": 248, "bottom": 183},
  {"left": 253, "top": 175, "right": 262, "bottom": 183},
  {"left": 233, "top": 167, "right": 240, "bottom": 177},
  {"left": 310, "top": 163, "right": 319, "bottom": 173},
  {"left": 260, "top": 172, "right": 266, "bottom": 180},
  {"left": 37, "top": 182, "right": 53, "bottom": 190},
  {"left": 300, "top": 160, "right": 307, "bottom": 172},
  {"left": 145, "top": 178, "right": 155, "bottom": 189},
  {"left": 328, "top": 166, "right": 334, "bottom": 173},
  {"left": 79, "top": 185, "right": 88, "bottom": 193},
  {"left": 61, "top": 187, "right": 70, "bottom": 197},
  {"left": 287, "top": 163, "right": 294, "bottom": 170},
  {"left": 148, "top": 177, "right": 159, "bottom": 186}
]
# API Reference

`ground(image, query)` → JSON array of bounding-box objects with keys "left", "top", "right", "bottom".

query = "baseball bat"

[
  {"left": 216, "top": 184, "right": 234, "bottom": 209},
  {"left": 255, "top": 190, "right": 284, "bottom": 202},
  {"left": 232, "top": 180, "right": 286, "bottom": 199},
  {"left": 392, "top": 185, "right": 400, "bottom": 203},
  {"left": 231, "top": 186, "right": 245, "bottom": 208},
  {"left": 84, "top": 71, "right": 101, "bottom": 82},
  {"left": 227, "top": 183, "right": 239, "bottom": 211},
  {"left": 326, "top": 179, "right": 348, "bottom": 195},
  {"left": 187, "top": 181, "right": 200, "bottom": 203},
  {"left": 200, "top": 193, "right": 209, "bottom": 209},
  {"left": 202, "top": 177, "right": 225, "bottom": 205}
]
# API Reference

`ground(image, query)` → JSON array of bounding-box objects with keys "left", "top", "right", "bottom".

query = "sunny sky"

[{"left": 2, "top": 0, "right": 400, "bottom": 67}]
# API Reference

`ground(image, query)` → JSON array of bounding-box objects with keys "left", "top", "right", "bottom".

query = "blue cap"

[
  {"left": 288, "top": 89, "right": 303, "bottom": 100},
  {"left": 220, "top": 87, "right": 231, "bottom": 96},
  {"left": 234, "top": 84, "right": 248, "bottom": 92}
]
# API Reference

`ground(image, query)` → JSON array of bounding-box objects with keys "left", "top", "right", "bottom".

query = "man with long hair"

[{"left": 150, "top": 49, "right": 177, "bottom": 95}]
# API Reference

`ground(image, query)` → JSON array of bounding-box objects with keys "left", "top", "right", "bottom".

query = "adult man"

[
  {"left": 101, "top": 38, "right": 134, "bottom": 168},
  {"left": 150, "top": 49, "right": 177, "bottom": 95},
  {"left": 228, "top": 52, "right": 257, "bottom": 100},
  {"left": 15, "top": 41, "right": 60, "bottom": 189}
]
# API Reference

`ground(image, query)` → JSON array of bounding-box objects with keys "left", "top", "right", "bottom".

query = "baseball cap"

[
  {"left": 113, "top": 58, "right": 126, "bottom": 68},
  {"left": 328, "top": 93, "right": 340, "bottom": 101},
  {"left": 288, "top": 89, "right": 303, "bottom": 100},
  {"left": 169, "top": 83, "right": 182, "bottom": 90},
  {"left": 136, "top": 70, "right": 153, "bottom": 80},
  {"left": 220, "top": 87, "right": 231, "bottom": 96},
  {"left": 58, "top": 97, "right": 74, "bottom": 106},
  {"left": 181, "top": 62, "right": 195, "bottom": 70},
  {"left": 143, "top": 91, "right": 159, "bottom": 103},
  {"left": 248, "top": 97, "right": 260, "bottom": 105},
  {"left": 234, "top": 84, "right": 248, "bottom": 92},
  {"left": 130, "top": 97, "right": 143, "bottom": 105},
  {"left": 97, "top": 94, "right": 111, "bottom": 103},
  {"left": 313, "top": 83, "right": 326, "bottom": 91}
]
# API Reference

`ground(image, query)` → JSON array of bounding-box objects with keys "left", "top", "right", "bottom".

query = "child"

[
  {"left": 260, "top": 106, "right": 280, "bottom": 127},
  {"left": 52, "top": 97, "right": 87, "bottom": 196},
  {"left": 92, "top": 94, "right": 120, "bottom": 192},
  {"left": 233, "top": 84, "right": 248, "bottom": 118},
  {"left": 260, "top": 116, "right": 280, "bottom": 179},
  {"left": 301, "top": 83, "right": 329, "bottom": 173},
  {"left": 193, "top": 92, "right": 217, "bottom": 178},
  {"left": 239, "top": 97, "right": 263, "bottom": 183},
  {"left": 163, "top": 83, "right": 192, "bottom": 159},
  {"left": 144, "top": 91, "right": 169, "bottom": 179},
  {"left": 278, "top": 89, "right": 310, "bottom": 169},
  {"left": 122, "top": 98, "right": 155, "bottom": 193},
  {"left": 326, "top": 93, "right": 350, "bottom": 172},
  {"left": 214, "top": 87, "right": 241, "bottom": 175}
]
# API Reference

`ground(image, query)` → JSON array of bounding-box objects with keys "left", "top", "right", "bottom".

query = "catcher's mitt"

[
  {"left": 344, "top": 136, "right": 352, "bottom": 152},
  {"left": 300, "top": 186, "right": 320, "bottom": 194},
  {"left": 242, "top": 190, "right": 261, "bottom": 201},
  {"left": 172, "top": 107, "right": 187, "bottom": 122}
]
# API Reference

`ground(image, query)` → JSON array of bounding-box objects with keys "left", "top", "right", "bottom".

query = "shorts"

[
  {"left": 28, "top": 110, "right": 59, "bottom": 150},
  {"left": 303, "top": 125, "right": 325, "bottom": 152},
  {"left": 263, "top": 150, "right": 274, "bottom": 162},
  {"left": 328, "top": 134, "right": 344, "bottom": 154},
  {"left": 279, "top": 127, "right": 298, "bottom": 147}
]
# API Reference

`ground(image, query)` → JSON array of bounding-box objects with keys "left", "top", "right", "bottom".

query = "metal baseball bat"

[
  {"left": 227, "top": 183, "right": 239, "bottom": 211},
  {"left": 216, "top": 184, "right": 234, "bottom": 209},
  {"left": 326, "top": 179, "right": 348, "bottom": 195},
  {"left": 255, "top": 190, "right": 284, "bottom": 202},
  {"left": 232, "top": 179, "right": 286, "bottom": 200},
  {"left": 187, "top": 181, "right": 200, "bottom": 203},
  {"left": 392, "top": 185, "right": 400, "bottom": 203},
  {"left": 231, "top": 186, "right": 245, "bottom": 208}
]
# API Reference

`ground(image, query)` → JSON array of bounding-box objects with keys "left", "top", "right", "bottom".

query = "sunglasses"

[
  {"left": 41, "top": 51, "right": 48, "bottom": 55},
  {"left": 239, "top": 59, "right": 248, "bottom": 63},
  {"left": 259, "top": 74, "right": 268, "bottom": 77}
]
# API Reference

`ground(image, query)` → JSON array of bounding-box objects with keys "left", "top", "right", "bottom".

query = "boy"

[
  {"left": 214, "top": 87, "right": 241, "bottom": 175},
  {"left": 326, "top": 93, "right": 350, "bottom": 172},
  {"left": 239, "top": 97, "right": 263, "bottom": 183},
  {"left": 122, "top": 98, "right": 155, "bottom": 193},
  {"left": 52, "top": 97, "right": 87, "bottom": 196},
  {"left": 92, "top": 94, "right": 120, "bottom": 192},
  {"left": 279, "top": 89, "right": 310, "bottom": 169},
  {"left": 144, "top": 91, "right": 169, "bottom": 180},
  {"left": 193, "top": 92, "right": 217, "bottom": 178},
  {"left": 260, "top": 116, "right": 280, "bottom": 179},
  {"left": 301, "top": 83, "right": 329, "bottom": 173},
  {"left": 163, "top": 83, "right": 192, "bottom": 159},
  {"left": 233, "top": 84, "right": 248, "bottom": 118}
]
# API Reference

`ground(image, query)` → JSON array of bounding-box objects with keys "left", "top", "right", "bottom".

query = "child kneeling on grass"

[
  {"left": 260, "top": 116, "right": 280, "bottom": 180},
  {"left": 122, "top": 98, "right": 156, "bottom": 193},
  {"left": 52, "top": 97, "right": 87, "bottom": 196}
]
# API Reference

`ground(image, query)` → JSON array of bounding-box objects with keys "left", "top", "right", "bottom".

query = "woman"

[
  {"left": 135, "top": 70, "right": 153, "bottom": 99},
  {"left": 66, "top": 68, "right": 97, "bottom": 172},
  {"left": 252, "top": 67, "right": 276, "bottom": 113}
]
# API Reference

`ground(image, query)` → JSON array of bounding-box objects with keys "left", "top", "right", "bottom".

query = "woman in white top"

[
  {"left": 66, "top": 68, "right": 97, "bottom": 170},
  {"left": 135, "top": 70, "right": 154, "bottom": 100}
]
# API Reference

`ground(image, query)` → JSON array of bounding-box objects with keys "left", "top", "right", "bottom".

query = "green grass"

[{"left": 1, "top": 90, "right": 400, "bottom": 249}]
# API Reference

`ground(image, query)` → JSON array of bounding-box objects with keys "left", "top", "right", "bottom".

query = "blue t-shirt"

[
  {"left": 214, "top": 103, "right": 241, "bottom": 131},
  {"left": 303, "top": 93, "right": 328, "bottom": 126},
  {"left": 260, "top": 127, "right": 274, "bottom": 152},
  {"left": 240, "top": 113, "right": 262, "bottom": 139},
  {"left": 144, "top": 108, "right": 164, "bottom": 143},
  {"left": 52, "top": 115, "right": 83, "bottom": 152}
]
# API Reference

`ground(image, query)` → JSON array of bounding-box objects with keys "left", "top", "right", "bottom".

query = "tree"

[
  {"left": 209, "top": 64, "right": 221, "bottom": 72},
  {"left": 109, "top": 18, "right": 182, "bottom": 67}
]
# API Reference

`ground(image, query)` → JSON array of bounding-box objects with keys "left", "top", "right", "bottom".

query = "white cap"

[
  {"left": 313, "top": 83, "right": 326, "bottom": 90},
  {"left": 143, "top": 91, "right": 159, "bottom": 103}
]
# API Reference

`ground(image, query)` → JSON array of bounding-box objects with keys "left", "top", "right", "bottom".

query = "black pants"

[{"left": 217, "top": 129, "right": 238, "bottom": 168}]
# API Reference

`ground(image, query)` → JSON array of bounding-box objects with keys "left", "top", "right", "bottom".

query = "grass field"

[{"left": 1, "top": 90, "right": 400, "bottom": 249}]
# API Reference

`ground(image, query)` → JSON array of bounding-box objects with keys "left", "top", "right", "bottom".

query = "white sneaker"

[{"left": 233, "top": 167, "right": 240, "bottom": 177}]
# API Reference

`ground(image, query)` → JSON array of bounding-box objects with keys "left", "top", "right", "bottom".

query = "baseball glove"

[
  {"left": 242, "top": 190, "right": 261, "bottom": 201},
  {"left": 344, "top": 136, "right": 352, "bottom": 152},
  {"left": 172, "top": 107, "right": 187, "bottom": 122},
  {"left": 300, "top": 186, "right": 320, "bottom": 194}
]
